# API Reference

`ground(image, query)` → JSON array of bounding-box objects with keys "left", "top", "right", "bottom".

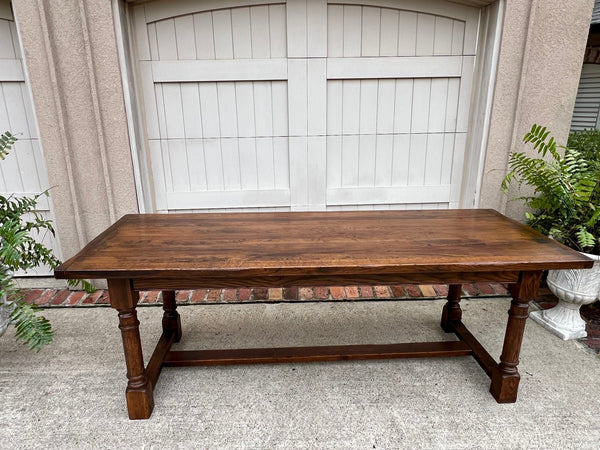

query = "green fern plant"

[
  {"left": 502, "top": 124, "right": 600, "bottom": 254},
  {"left": 1, "top": 131, "right": 93, "bottom": 351}
]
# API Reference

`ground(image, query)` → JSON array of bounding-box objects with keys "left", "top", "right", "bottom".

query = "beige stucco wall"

[
  {"left": 8, "top": 0, "right": 595, "bottom": 267},
  {"left": 12, "top": 0, "right": 138, "bottom": 262},
  {"left": 480, "top": 0, "right": 594, "bottom": 218}
]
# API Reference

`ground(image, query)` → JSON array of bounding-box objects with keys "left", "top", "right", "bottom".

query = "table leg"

[
  {"left": 441, "top": 284, "right": 462, "bottom": 332},
  {"left": 162, "top": 291, "right": 182, "bottom": 342},
  {"left": 490, "top": 271, "right": 542, "bottom": 403},
  {"left": 108, "top": 279, "right": 154, "bottom": 419}
]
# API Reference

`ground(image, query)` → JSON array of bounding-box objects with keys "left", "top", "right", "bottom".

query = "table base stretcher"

[{"left": 109, "top": 274, "right": 541, "bottom": 420}]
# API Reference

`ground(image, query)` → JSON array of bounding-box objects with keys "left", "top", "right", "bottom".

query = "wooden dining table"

[{"left": 55, "top": 209, "right": 592, "bottom": 419}]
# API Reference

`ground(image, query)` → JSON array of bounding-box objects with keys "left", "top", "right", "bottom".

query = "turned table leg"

[
  {"left": 441, "top": 284, "right": 462, "bottom": 332},
  {"left": 490, "top": 271, "right": 542, "bottom": 403},
  {"left": 108, "top": 279, "right": 154, "bottom": 419},
  {"left": 162, "top": 291, "right": 182, "bottom": 342}
]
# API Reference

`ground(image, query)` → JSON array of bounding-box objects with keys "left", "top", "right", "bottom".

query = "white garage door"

[
  {"left": 0, "top": 2, "right": 59, "bottom": 275},
  {"left": 131, "top": 0, "right": 479, "bottom": 212}
]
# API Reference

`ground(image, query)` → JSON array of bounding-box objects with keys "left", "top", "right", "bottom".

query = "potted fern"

[
  {"left": 502, "top": 124, "right": 600, "bottom": 340},
  {"left": 1, "top": 131, "right": 91, "bottom": 350}
]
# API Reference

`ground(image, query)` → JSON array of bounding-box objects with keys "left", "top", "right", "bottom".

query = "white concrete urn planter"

[{"left": 530, "top": 252, "right": 600, "bottom": 340}]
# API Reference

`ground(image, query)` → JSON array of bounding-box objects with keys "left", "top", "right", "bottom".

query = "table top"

[{"left": 54, "top": 209, "right": 593, "bottom": 280}]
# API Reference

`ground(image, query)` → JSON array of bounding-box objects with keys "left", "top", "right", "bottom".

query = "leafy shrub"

[
  {"left": 1, "top": 131, "right": 93, "bottom": 350},
  {"left": 502, "top": 125, "right": 600, "bottom": 254}
]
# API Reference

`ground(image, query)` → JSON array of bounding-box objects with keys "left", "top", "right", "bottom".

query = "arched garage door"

[{"left": 131, "top": 0, "right": 479, "bottom": 212}]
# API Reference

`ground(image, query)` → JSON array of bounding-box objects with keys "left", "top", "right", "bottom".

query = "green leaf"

[{"left": 8, "top": 300, "right": 54, "bottom": 351}]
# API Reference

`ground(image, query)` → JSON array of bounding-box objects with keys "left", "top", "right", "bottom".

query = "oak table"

[{"left": 55, "top": 209, "right": 592, "bottom": 419}]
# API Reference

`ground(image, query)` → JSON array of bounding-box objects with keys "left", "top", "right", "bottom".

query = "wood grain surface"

[{"left": 55, "top": 209, "right": 593, "bottom": 280}]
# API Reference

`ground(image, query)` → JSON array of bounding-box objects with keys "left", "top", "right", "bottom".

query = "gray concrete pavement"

[{"left": 1, "top": 298, "right": 599, "bottom": 449}]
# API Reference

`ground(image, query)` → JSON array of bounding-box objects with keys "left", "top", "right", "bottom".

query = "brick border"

[
  {"left": 17, "top": 282, "right": 510, "bottom": 307},
  {"left": 13, "top": 283, "right": 599, "bottom": 354}
]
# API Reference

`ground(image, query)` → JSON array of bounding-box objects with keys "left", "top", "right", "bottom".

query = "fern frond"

[
  {"left": 0, "top": 131, "right": 17, "bottom": 160},
  {"left": 575, "top": 227, "right": 596, "bottom": 251},
  {"left": 8, "top": 300, "right": 54, "bottom": 351},
  {"left": 522, "top": 124, "right": 560, "bottom": 159}
]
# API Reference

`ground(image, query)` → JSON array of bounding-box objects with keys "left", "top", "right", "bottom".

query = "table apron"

[{"left": 131, "top": 271, "right": 521, "bottom": 291}]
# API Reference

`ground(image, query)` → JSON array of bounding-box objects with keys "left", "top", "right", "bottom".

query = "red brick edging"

[
  {"left": 16, "top": 283, "right": 599, "bottom": 354},
  {"left": 20, "top": 282, "right": 510, "bottom": 307}
]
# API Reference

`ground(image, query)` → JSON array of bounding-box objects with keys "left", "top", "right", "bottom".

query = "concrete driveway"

[{"left": 1, "top": 298, "right": 599, "bottom": 449}]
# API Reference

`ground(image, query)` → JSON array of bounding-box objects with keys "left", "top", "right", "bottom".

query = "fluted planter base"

[
  {"left": 530, "top": 252, "right": 600, "bottom": 341},
  {"left": 530, "top": 304, "right": 587, "bottom": 340}
]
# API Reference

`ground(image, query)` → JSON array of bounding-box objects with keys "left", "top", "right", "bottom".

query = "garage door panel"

[
  {"left": 0, "top": 18, "right": 16, "bottom": 58},
  {"left": 1, "top": 83, "right": 30, "bottom": 137},
  {"left": 133, "top": 0, "right": 479, "bottom": 212},
  {"left": 162, "top": 84, "right": 185, "bottom": 138},
  {"left": 186, "top": 139, "right": 208, "bottom": 190},
  {"left": 326, "top": 135, "right": 342, "bottom": 188},
  {"left": 424, "top": 133, "right": 446, "bottom": 185},
  {"left": 250, "top": 6, "right": 271, "bottom": 58},
  {"left": 193, "top": 12, "right": 215, "bottom": 59},
  {"left": 397, "top": 11, "right": 418, "bottom": 56},
  {"left": 327, "top": 56, "right": 463, "bottom": 79},
  {"left": 273, "top": 137, "right": 290, "bottom": 188},
  {"left": 173, "top": 16, "right": 196, "bottom": 60},
  {"left": 445, "top": 78, "right": 461, "bottom": 131},
  {"left": 147, "top": 5, "right": 288, "bottom": 62},
  {"left": 215, "top": 14, "right": 235, "bottom": 59},
  {"left": 327, "top": 77, "right": 461, "bottom": 135},
  {"left": 361, "top": 6, "right": 382, "bottom": 56},
  {"left": 450, "top": 132, "right": 468, "bottom": 206},
  {"left": 376, "top": 79, "right": 395, "bottom": 133},
  {"left": 221, "top": 139, "right": 241, "bottom": 190},
  {"left": 393, "top": 79, "right": 413, "bottom": 133},
  {"left": 327, "top": 4, "right": 467, "bottom": 58},
  {"left": 145, "top": 0, "right": 283, "bottom": 24},
  {"left": 339, "top": 0, "right": 476, "bottom": 23},
  {"left": 374, "top": 134, "right": 393, "bottom": 186},
  {"left": 411, "top": 79, "right": 432, "bottom": 133},
  {"left": 358, "top": 134, "right": 377, "bottom": 185},
  {"left": 167, "top": 139, "right": 190, "bottom": 191},
  {"left": 429, "top": 78, "right": 450, "bottom": 132},
  {"left": 181, "top": 83, "right": 203, "bottom": 138},
  {"left": 391, "top": 134, "right": 410, "bottom": 186},
  {"left": 359, "top": 80, "right": 378, "bottom": 134},
  {"left": 456, "top": 55, "right": 475, "bottom": 132},
  {"left": 341, "top": 135, "right": 359, "bottom": 186},
  {"left": 325, "top": 75, "right": 465, "bottom": 196}
]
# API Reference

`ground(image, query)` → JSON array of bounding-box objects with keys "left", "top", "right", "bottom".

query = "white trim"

[
  {"left": 152, "top": 59, "right": 288, "bottom": 82},
  {"left": 327, "top": 56, "right": 463, "bottom": 79},
  {"left": 166, "top": 189, "right": 290, "bottom": 209},
  {"left": 132, "top": 4, "right": 150, "bottom": 61},
  {"left": 144, "top": 0, "right": 283, "bottom": 24},
  {"left": 113, "top": 0, "right": 148, "bottom": 213},
  {"left": 458, "top": 1, "right": 503, "bottom": 208},
  {"left": 0, "top": 60, "right": 24, "bottom": 81},
  {"left": 327, "top": 185, "right": 451, "bottom": 206},
  {"left": 472, "top": 0, "right": 503, "bottom": 207}
]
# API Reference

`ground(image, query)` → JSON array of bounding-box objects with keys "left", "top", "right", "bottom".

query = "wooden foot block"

[
  {"left": 125, "top": 386, "right": 154, "bottom": 420},
  {"left": 489, "top": 370, "right": 520, "bottom": 403}
]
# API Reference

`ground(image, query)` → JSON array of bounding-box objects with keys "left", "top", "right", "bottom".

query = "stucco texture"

[
  {"left": 12, "top": 0, "right": 138, "bottom": 261},
  {"left": 480, "top": 0, "right": 594, "bottom": 218}
]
